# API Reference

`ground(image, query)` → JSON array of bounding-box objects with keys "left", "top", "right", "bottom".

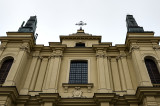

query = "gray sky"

[{"left": 0, "top": 0, "right": 160, "bottom": 46}]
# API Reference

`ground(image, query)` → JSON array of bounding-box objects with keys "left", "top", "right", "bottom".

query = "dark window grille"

[
  {"left": 0, "top": 59, "right": 14, "bottom": 84},
  {"left": 145, "top": 59, "right": 160, "bottom": 84},
  {"left": 75, "top": 43, "right": 85, "bottom": 47},
  {"left": 69, "top": 60, "right": 88, "bottom": 84}
]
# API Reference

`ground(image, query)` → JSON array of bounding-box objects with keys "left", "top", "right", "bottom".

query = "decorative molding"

[
  {"left": 0, "top": 45, "right": 6, "bottom": 51},
  {"left": 51, "top": 50, "right": 63, "bottom": 57},
  {"left": 96, "top": 50, "right": 106, "bottom": 58},
  {"left": 20, "top": 43, "right": 30, "bottom": 53},
  {"left": 0, "top": 42, "right": 7, "bottom": 51},
  {"left": 129, "top": 45, "right": 139, "bottom": 53},
  {"left": 116, "top": 54, "right": 127, "bottom": 60},
  {"left": 62, "top": 83, "right": 94, "bottom": 93},
  {"left": 72, "top": 87, "right": 83, "bottom": 98},
  {"left": 153, "top": 45, "right": 160, "bottom": 50}
]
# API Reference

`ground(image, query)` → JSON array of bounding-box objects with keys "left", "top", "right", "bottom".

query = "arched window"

[
  {"left": 145, "top": 58, "right": 160, "bottom": 84},
  {"left": 0, "top": 58, "right": 14, "bottom": 84},
  {"left": 69, "top": 60, "right": 88, "bottom": 84}
]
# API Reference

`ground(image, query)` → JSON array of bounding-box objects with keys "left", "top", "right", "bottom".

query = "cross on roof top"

[{"left": 76, "top": 21, "right": 87, "bottom": 30}]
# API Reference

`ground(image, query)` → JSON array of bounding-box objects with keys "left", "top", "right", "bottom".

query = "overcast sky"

[{"left": 0, "top": 0, "right": 160, "bottom": 46}]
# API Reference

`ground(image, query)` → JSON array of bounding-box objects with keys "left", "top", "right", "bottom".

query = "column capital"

[
  {"left": 50, "top": 50, "right": 63, "bottom": 58},
  {"left": 96, "top": 49, "right": 107, "bottom": 58},
  {"left": 32, "top": 51, "right": 40, "bottom": 57},
  {"left": 153, "top": 45, "right": 160, "bottom": 50},
  {"left": 129, "top": 45, "right": 139, "bottom": 53},
  {"left": 0, "top": 42, "right": 7, "bottom": 51},
  {"left": 20, "top": 43, "right": 30, "bottom": 53}
]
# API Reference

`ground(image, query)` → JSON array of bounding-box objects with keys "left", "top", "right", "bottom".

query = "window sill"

[
  {"left": 62, "top": 83, "right": 94, "bottom": 93},
  {"left": 153, "top": 84, "right": 160, "bottom": 87}
]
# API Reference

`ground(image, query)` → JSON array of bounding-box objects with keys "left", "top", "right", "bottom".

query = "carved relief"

[
  {"left": 20, "top": 43, "right": 30, "bottom": 53},
  {"left": 153, "top": 45, "right": 160, "bottom": 50},
  {"left": 52, "top": 50, "right": 63, "bottom": 57},
  {"left": 0, "top": 42, "right": 7, "bottom": 51},
  {"left": 72, "top": 87, "right": 83, "bottom": 98},
  {"left": 129, "top": 45, "right": 139, "bottom": 53},
  {"left": 96, "top": 50, "right": 106, "bottom": 58}
]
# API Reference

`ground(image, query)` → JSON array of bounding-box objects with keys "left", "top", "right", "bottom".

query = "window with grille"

[
  {"left": 0, "top": 59, "right": 14, "bottom": 84},
  {"left": 69, "top": 60, "right": 88, "bottom": 84},
  {"left": 145, "top": 59, "right": 160, "bottom": 84}
]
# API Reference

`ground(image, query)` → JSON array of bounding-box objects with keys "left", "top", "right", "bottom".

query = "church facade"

[{"left": 0, "top": 15, "right": 160, "bottom": 106}]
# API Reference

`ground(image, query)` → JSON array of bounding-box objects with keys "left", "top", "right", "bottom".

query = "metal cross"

[{"left": 75, "top": 21, "right": 87, "bottom": 29}]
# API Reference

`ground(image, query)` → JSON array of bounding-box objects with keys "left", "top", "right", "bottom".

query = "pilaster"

[
  {"left": 44, "top": 49, "right": 63, "bottom": 93},
  {"left": 29, "top": 56, "right": 42, "bottom": 91},
  {"left": 100, "top": 102, "right": 110, "bottom": 106},
  {"left": 96, "top": 48, "right": 111, "bottom": 93},
  {"left": 143, "top": 96, "right": 158, "bottom": 106},
  {"left": 130, "top": 45, "right": 152, "bottom": 86},
  {"left": 20, "top": 51, "right": 40, "bottom": 95},
  {"left": 3, "top": 42, "right": 29, "bottom": 87},
  {"left": 117, "top": 56, "right": 127, "bottom": 91},
  {"left": 119, "top": 51, "right": 135, "bottom": 94},
  {"left": 35, "top": 57, "right": 49, "bottom": 91},
  {"left": 110, "top": 57, "right": 121, "bottom": 91},
  {"left": 0, "top": 41, "right": 7, "bottom": 56}
]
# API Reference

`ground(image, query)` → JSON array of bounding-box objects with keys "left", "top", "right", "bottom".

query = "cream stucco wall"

[{"left": 0, "top": 32, "right": 160, "bottom": 106}]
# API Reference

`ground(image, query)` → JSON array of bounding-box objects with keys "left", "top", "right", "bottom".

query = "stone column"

[
  {"left": 47, "top": 50, "right": 63, "bottom": 93},
  {"left": 3, "top": 42, "right": 29, "bottom": 86},
  {"left": 0, "top": 42, "right": 7, "bottom": 56},
  {"left": 143, "top": 96, "right": 158, "bottom": 106},
  {"left": 110, "top": 58, "right": 121, "bottom": 91},
  {"left": 35, "top": 57, "right": 49, "bottom": 91},
  {"left": 44, "top": 102, "right": 54, "bottom": 106},
  {"left": 117, "top": 56, "right": 127, "bottom": 91},
  {"left": 29, "top": 56, "right": 42, "bottom": 91},
  {"left": 43, "top": 55, "right": 55, "bottom": 92},
  {"left": 100, "top": 102, "right": 110, "bottom": 106},
  {"left": 104, "top": 56, "right": 112, "bottom": 92},
  {"left": 119, "top": 51, "right": 135, "bottom": 94},
  {"left": 130, "top": 45, "right": 152, "bottom": 86},
  {"left": 96, "top": 50, "right": 108, "bottom": 93},
  {"left": 20, "top": 51, "right": 39, "bottom": 94},
  {"left": 17, "top": 104, "right": 25, "bottom": 106},
  {"left": 130, "top": 104, "right": 138, "bottom": 106}
]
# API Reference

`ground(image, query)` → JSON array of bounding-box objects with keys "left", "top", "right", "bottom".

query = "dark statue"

[
  {"left": 18, "top": 16, "right": 37, "bottom": 34},
  {"left": 126, "top": 15, "right": 144, "bottom": 32}
]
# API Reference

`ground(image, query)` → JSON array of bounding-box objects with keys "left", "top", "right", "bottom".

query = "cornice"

[
  {"left": 60, "top": 36, "right": 101, "bottom": 43},
  {"left": 125, "top": 36, "right": 160, "bottom": 47},
  {"left": 0, "top": 86, "right": 19, "bottom": 103},
  {"left": 1, "top": 86, "right": 160, "bottom": 105}
]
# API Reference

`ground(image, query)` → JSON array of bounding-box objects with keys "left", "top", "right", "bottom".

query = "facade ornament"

[
  {"left": 116, "top": 54, "right": 127, "bottom": 60},
  {"left": 38, "top": 56, "right": 43, "bottom": 60},
  {"left": 153, "top": 45, "right": 160, "bottom": 50},
  {"left": 52, "top": 50, "right": 63, "bottom": 57},
  {"left": 129, "top": 45, "right": 139, "bottom": 53},
  {"left": 72, "top": 87, "right": 83, "bottom": 98},
  {"left": 0, "top": 42, "right": 7, "bottom": 51},
  {"left": 20, "top": 43, "right": 30, "bottom": 53},
  {"left": 0, "top": 45, "right": 6, "bottom": 51},
  {"left": 96, "top": 50, "right": 106, "bottom": 58}
]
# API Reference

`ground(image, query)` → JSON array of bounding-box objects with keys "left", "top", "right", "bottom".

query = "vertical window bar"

[
  {"left": 69, "top": 60, "right": 88, "bottom": 84},
  {"left": 0, "top": 59, "right": 14, "bottom": 84},
  {"left": 145, "top": 59, "right": 160, "bottom": 84}
]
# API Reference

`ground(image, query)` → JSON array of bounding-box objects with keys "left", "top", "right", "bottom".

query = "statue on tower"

[
  {"left": 18, "top": 16, "right": 37, "bottom": 34},
  {"left": 126, "top": 15, "right": 144, "bottom": 32}
]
